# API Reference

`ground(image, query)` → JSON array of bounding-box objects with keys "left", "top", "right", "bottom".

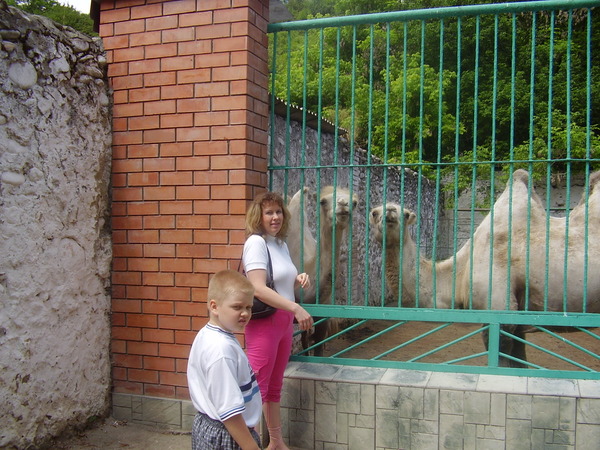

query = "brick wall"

[{"left": 99, "top": 0, "right": 270, "bottom": 401}]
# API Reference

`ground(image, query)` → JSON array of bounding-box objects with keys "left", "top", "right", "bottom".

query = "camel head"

[
  {"left": 369, "top": 203, "right": 416, "bottom": 246},
  {"left": 319, "top": 186, "right": 358, "bottom": 229}
]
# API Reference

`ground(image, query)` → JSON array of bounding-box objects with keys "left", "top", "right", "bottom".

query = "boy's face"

[{"left": 208, "top": 292, "right": 254, "bottom": 333}]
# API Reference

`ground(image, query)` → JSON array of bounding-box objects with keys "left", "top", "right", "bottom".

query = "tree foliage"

[
  {"left": 7, "top": 0, "right": 95, "bottom": 35},
  {"left": 276, "top": 0, "right": 599, "bottom": 190}
]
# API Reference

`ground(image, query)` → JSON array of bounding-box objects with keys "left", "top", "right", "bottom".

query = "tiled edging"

[
  {"left": 112, "top": 363, "right": 600, "bottom": 449},
  {"left": 281, "top": 362, "right": 600, "bottom": 450}
]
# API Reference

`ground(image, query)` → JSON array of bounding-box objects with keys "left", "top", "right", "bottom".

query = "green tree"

[{"left": 7, "top": 0, "right": 95, "bottom": 35}]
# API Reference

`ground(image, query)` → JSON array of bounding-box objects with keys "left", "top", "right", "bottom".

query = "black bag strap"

[{"left": 238, "top": 236, "right": 273, "bottom": 284}]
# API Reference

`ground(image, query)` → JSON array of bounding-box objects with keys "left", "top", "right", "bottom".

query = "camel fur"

[
  {"left": 370, "top": 169, "right": 600, "bottom": 366},
  {"left": 287, "top": 185, "right": 358, "bottom": 355}
]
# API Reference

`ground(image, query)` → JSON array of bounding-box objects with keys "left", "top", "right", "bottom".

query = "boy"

[{"left": 187, "top": 270, "right": 262, "bottom": 449}]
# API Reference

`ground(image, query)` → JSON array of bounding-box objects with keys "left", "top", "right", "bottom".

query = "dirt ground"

[{"left": 49, "top": 417, "right": 191, "bottom": 450}]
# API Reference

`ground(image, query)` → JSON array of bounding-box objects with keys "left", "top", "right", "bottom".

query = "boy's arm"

[{"left": 222, "top": 414, "right": 261, "bottom": 450}]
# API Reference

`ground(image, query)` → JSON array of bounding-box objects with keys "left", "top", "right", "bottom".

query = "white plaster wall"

[{"left": 0, "top": 3, "right": 112, "bottom": 448}]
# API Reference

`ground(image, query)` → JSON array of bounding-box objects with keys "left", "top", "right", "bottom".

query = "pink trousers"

[{"left": 245, "top": 309, "right": 294, "bottom": 403}]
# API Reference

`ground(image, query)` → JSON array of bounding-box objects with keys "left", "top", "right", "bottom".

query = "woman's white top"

[{"left": 243, "top": 234, "right": 298, "bottom": 302}]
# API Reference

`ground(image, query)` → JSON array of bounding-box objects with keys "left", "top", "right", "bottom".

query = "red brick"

[
  {"left": 130, "top": 3, "right": 162, "bottom": 19},
  {"left": 196, "top": 23, "right": 231, "bottom": 40},
  {"left": 113, "top": 103, "right": 144, "bottom": 118},
  {"left": 113, "top": 381, "right": 143, "bottom": 395},
  {"left": 174, "top": 156, "right": 209, "bottom": 171},
  {"left": 178, "top": 40, "right": 211, "bottom": 56},
  {"left": 113, "top": 47, "right": 145, "bottom": 63},
  {"left": 160, "top": 113, "right": 193, "bottom": 129},
  {"left": 193, "top": 258, "right": 229, "bottom": 274},
  {"left": 176, "top": 329, "right": 200, "bottom": 345},
  {"left": 158, "top": 286, "right": 192, "bottom": 301},
  {"left": 113, "top": 186, "right": 144, "bottom": 202},
  {"left": 159, "top": 371, "right": 188, "bottom": 387},
  {"left": 176, "top": 359, "right": 188, "bottom": 374},
  {"left": 128, "top": 59, "right": 161, "bottom": 75},
  {"left": 159, "top": 315, "right": 191, "bottom": 330},
  {"left": 161, "top": 84, "right": 194, "bottom": 100},
  {"left": 127, "top": 341, "right": 159, "bottom": 357},
  {"left": 160, "top": 258, "right": 193, "bottom": 273},
  {"left": 113, "top": 131, "right": 143, "bottom": 146},
  {"left": 211, "top": 243, "right": 246, "bottom": 259},
  {"left": 114, "top": 19, "right": 145, "bottom": 35},
  {"left": 163, "top": 0, "right": 196, "bottom": 14},
  {"left": 128, "top": 257, "right": 159, "bottom": 272},
  {"left": 100, "top": 7, "right": 130, "bottom": 24},
  {"left": 143, "top": 186, "right": 175, "bottom": 201},
  {"left": 112, "top": 243, "right": 143, "bottom": 258},
  {"left": 175, "top": 185, "right": 210, "bottom": 200},
  {"left": 194, "top": 140, "right": 228, "bottom": 155},
  {"left": 103, "top": 34, "right": 129, "bottom": 50},
  {"left": 192, "top": 228, "right": 228, "bottom": 243},
  {"left": 179, "top": 11, "right": 212, "bottom": 27},
  {"left": 127, "top": 313, "right": 157, "bottom": 328},
  {"left": 144, "top": 243, "right": 176, "bottom": 258},
  {"left": 146, "top": 15, "right": 178, "bottom": 31},
  {"left": 99, "top": 23, "right": 113, "bottom": 37},
  {"left": 177, "top": 98, "right": 210, "bottom": 113},
  {"left": 143, "top": 272, "right": 175, "bottom": 286},
  {"left": 112, "top": 216, "right": 143, "bottom": 229},
  {"left": 160, "top": 201, "right": 193, "bottom": 215},
  {"left": 143, "top": 215, "right": 175, "bottom": 229},
  {"left": 214, "top": 7, "right": 249, "bottom": 23},
  {"left": 128, "top": 116, "right": 160, "bottom": 131},
  {"left": 127, "top": 201, "right": 159, "bottom": 215},
  {"left": 193, "top": 111, "right": 228, "bottom": 127},
  {"left": 111, "top": 173, "right": 127, "bottom": 187},
  {"left": 113, "top": 298, "right": 142, "bottom": 313},
  {"left": 161, "top": 142, "right": 193, "bottom": 157},
  {"left": 144, "top": 100, "right": 176, "bottom": 115},
  {"left": 145, "top": 43, "right": 177, "bottom": 59},
  {"left": 128, "top": 143, "right": 159, "bottom": 158},
  {"left": 112, "top": 90, "right": 128, "bottom": 104},
  {"left": 129, "top": 87, "right": 161, "bottom": 103},
  {"left": 159, "top": 230, "right": 193, "bottom": 244},
  {"left": 159, "top": 343, "right": 191, "bottom": 359},
  {"left": 177, "top": 69, "right": 211, "bottom": 86},
  {"left": 213, "top": 36, "right": 249, "bottom": 54},
  {"left": 145, "top": 384, "right": 176, "bottom": 398},
  {"left": 112, "top": 271, "right": 142, "bottom": 285},
  {"left": 143, "top": 300, "right": 175, "bottom": 315},
  {"left": 195, "top": 170, "right": 228, "bottom": 186},
  {"left": 128, "top": 368, "right": 159, "bottom": 384},
  {"left": 143, "top": 129, "right": 176, "bottom": 144},
  {"left": 174, "top": 301, "right": 203, "bottom": 317},
  {"left": 143, "top": 328, "right": 175, "bottom": 344},
  {"left": 112, "top": 326, "right": 142, "bottom": 341},
  {"left": 127, "top": 285, "right": 158, "bottom": 300},
  {"left": 127, "top": 229, "right": 160, "bottom": 243},
  {"left": 176, "top": 127, "right": 209, "bottom": 142},
  {"left": 198, "top": 0, "right": 233, "bottom": 11},
  {"left": 144, "top": 356, "right": 175, "bottom": 371},
  {"left": 211, "top": 94, "right": 248, "bottom": 110},
  {"left": 112, "top": 340, "right": 127, "bottom": 354},
  {"left": 108, "top": 62, "right": 128, "bottom": 77},
  {"left": 128, "top": 172, "right": 158, "bottom": 186},
  {"left": 144, "top": 72, "right": 176, "bottom": 87},
  {"left": 130, "top": 30, "right": 161, "bottom": 47},
  {"left": 113, "top": 353, "right": 143, "bottom": 369},
  {"left": 162, "top": 27, "right": 195, "bottom": 43},
  {"left": 175, "top": 272, "right": 207, "bottom": 287},
  {"left": 174, "top": 216, "right": 204, "bottom": 230}
]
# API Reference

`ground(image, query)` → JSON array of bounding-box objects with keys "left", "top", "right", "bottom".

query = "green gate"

[{"left": 267, "top": 0, "right": 600, "bottom": 379}]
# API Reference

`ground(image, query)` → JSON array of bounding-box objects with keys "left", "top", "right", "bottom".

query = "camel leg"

[{"left": 311, "top": 319, "right": 329, "bottom": 357}]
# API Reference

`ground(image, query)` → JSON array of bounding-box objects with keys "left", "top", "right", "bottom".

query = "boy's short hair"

[{"left": 208, "top": 270, "right": 255, "bottom": 305}]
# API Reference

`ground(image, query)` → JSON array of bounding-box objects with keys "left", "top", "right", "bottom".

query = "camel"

[
  {"left": 370, "top": 169, "right": 600, "bottom": 367},
  {"left": 287, "top": 185, "right": 358, "bottom": 355}
]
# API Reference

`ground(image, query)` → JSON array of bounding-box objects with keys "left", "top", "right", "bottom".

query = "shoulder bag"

[{"left": 240, "top": 238, "right": 277, "bottom": 320}]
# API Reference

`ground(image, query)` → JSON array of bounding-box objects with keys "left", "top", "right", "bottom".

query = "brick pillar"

[{"left": 99, "top": 0, "right": 270, "bottom": 402}]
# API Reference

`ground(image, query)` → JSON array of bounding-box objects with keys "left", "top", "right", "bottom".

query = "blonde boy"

[{"left": 187, "top": 270, "right": 262, "bottom": 449}]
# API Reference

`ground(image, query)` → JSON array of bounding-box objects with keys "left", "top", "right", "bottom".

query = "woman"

[{"left": 242, "top": 191, "right": 313, "bottom": 450}]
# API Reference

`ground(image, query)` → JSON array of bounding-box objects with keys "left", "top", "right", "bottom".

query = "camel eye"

[{"left": 320, "top": 198, "right": 327, "bottom": 206}]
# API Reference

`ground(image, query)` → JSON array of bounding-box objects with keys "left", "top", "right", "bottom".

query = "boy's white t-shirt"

[
  {"left": 242, "top": 234, "right": 298, "bottom": 302},
  {"left": 187, "top": 323, "right": 262, "bottom": 427}
]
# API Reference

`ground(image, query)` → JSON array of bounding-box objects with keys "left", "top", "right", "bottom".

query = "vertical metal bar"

[
  {"left": 347, "top": 25, "right": 358, "bottom": 306},
  {"left": 365, "top": 24, "right": 375, "bottom": 307},
  {"left": 269, "top": 32, "right": 278, "bottom": 191},
  {"left": 544, "top": 12, "right": 555, "bottom": 311},
  {"left": 488, "top": 322, "right": 501, "bottom": 367},
  {"left": 382, "top": 22, "right": 391, "bottom": 307},
  {"left": 563, "top": 10, "right": 573, "bottom": 312},
  {"left": 506, "top": 13, "right": 517, "bottom": 311},
  {"left": 451, "top": 17, "right": 462, "bottom": 311},
  {"left": 398, "top": 22, "right": 409, "bottom": 307},
  {"left": 468, "top": 15, "right": 481, "bottom": 310},
  {"left": 315, "top": 28, "right": 324, "bottom": 303}
]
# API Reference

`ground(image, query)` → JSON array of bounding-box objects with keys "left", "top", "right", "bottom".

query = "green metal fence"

[{"left": 267, "top": 0, "right": 600, "bottom": 379}]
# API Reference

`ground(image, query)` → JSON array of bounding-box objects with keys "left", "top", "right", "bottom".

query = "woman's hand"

[
  {"left": 293, "top": 304, "right": 313, "bottom": 331},
  {"left": 296, "top": 272, "right": 310, "bottom": 289}
]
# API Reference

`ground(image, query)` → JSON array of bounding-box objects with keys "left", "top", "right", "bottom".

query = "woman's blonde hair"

[{"left": 245, "top": 191, "right": 290, "bottom": 239}]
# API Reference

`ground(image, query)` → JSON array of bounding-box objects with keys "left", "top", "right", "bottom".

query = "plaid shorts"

[{"left": 192, "top": 412, "right": 261, "bottom": 450}]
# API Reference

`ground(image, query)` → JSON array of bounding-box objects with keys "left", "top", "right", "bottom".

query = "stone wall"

[{"left": 0, "top": 2, "right": 112, "bottom": 448}]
